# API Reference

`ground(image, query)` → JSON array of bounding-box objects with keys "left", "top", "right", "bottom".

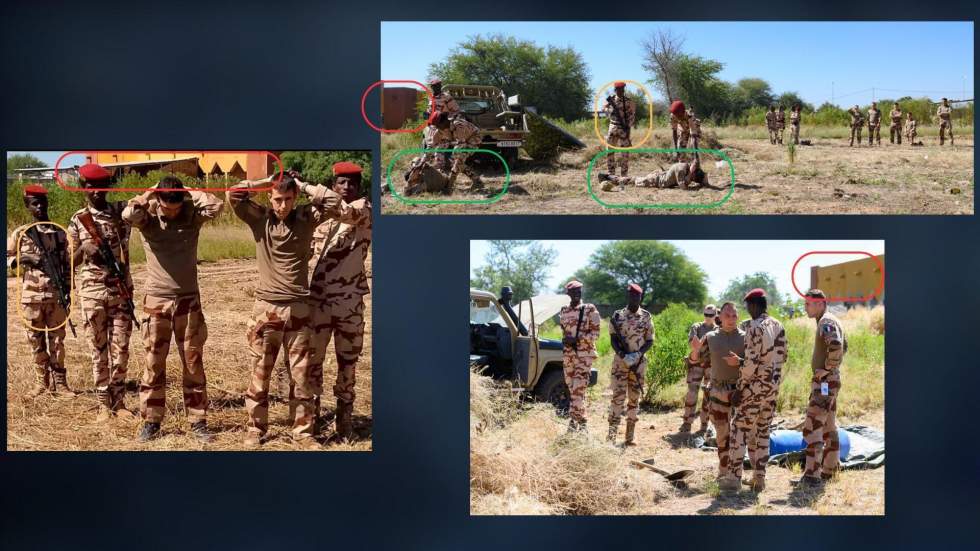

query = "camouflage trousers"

[
  {"left": 767, "top": 126, "right": 777, "bottom": 144},
  {"left": 245, "top": 299, "right": 315, "bottom": 437},
  {"left": 939, "top": 120, "right": 953, "bottom": 145},
  {"left": 868, "top": 123, "right": 881, "bottom": 145},
  {"left": 682, "top": 359, "right": 710, "bottom": 427},
  {"left": 730, "top": 380, "right": 778, "bottom": 480},
  {"left": 139, "top": 294, "right": 208, "bottom": 423},
  {"left": 608, "top": 357, "right": 644, "bottom": 425},
  {"left": 791, "top": 123, "right": 800, "bottom": 145},
  {"left": 449, "top": 151, "right": 480, "bottom": 183},
  {"left": 309, "top": 294, "right": 365, "bottom": 408},
  {"left": 849, "top": 124, "right": 863, "bottom": 145},
  {"left": 803, "top": 371, "right": 842, "bottom": 478},
  {"left": 606, "top": 126, "right": 631, "bottom": 176},
  {"left": 562, "top": 351, "right": 594, "bottom": 424},
  {"left": 80, "top": 294, "right": 133, "bottom": 397},
  {"left": 22, "top": 301, "right": 67, "bottom": 384},
  {"left": 708, "top": 383, "right": 737, "bottom": 479},
  {"left": 677, "top": 127, "right": 692, "bottom": 148},
  {"left": 775, "top": 125, "right": 785, "bottom": 144},
  {"left": 889, "top": 123, "right": 902, "bottom": 144}
]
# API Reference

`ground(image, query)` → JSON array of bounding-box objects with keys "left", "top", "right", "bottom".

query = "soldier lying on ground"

[{"left": 598, "top": 158, "right": 709, "bottom": 191}]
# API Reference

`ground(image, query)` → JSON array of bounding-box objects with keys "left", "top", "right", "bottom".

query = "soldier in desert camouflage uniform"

[
  {"left": 692, "top": 302, "right": 744, "bottom": 491},
  {"left": 848, "top": 105, "right": 865, "bottom": 147},
  {"left": 604, "top": 82, "right": 636, "bottom": 176},
  {"left": 7, "top": 186, "right": 71, "bottom": 398},
  {"left": 422, "top": 78, "right": 460, "bottom": 169},
  {"left": 774, "top": 106, "right": 786, "bottom": 145},
  {"left": 765, "top": 106, "right": 777, "bottom": 144},
  {"left": 724, "top": 289, "right": 787, "bottom": 493},
  {"left": 430, "top": 111, "right": 484, "bottom": 190},
  {"left": 796, "top": 289, "right": 847, "bottom": 487},
  {"left": 905, "top": 113, "right": 918, "bottom": 144},
  {"left": 790, "top": 104, "right": 802, "bottom": 145},
  {"left": 607, "top": 284, "right": 654, "bottom": 446},
  {"left": 68, "top": 164, "right": 134, "bottom": 420},
  {"left": 669, "top": 101, "right": 701, "bottom": 159},
  {"left": 679, "top": 304, "right": 716, "bottom": 434},
  {"left": 558, "top": 280, "right": 601, "bottom": 433},
  {"left": 889, "top": 102, "right": 903, "bottom": 144},
  {"left": 867, "top": 102, "right": 882, "bottom": 146},
  {"left": 302, "top": 162, "right": 372, "bottom": 440},
  {"left": 122, "top": 177, "right": 224, "bottom": 442},
  {"left": 229, "top": 175, "right": 352, "bottom": 447},
  {"left": 598, "top": 158, "right": 709, "bottom": 191},
  {"left": 937, "top": 97, "right": 954, "bottom": 145}
]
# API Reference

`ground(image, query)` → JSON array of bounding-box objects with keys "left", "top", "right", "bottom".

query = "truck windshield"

[
  {"left": 459, "top": 99, "right": 491, "bottom": 114},
  {"left": 470, "top": 297, "right": 505, "bottom": 325}
]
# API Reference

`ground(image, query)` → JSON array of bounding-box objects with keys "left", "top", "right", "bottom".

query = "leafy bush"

[{"left": 644, "top": 303, "right": 702, "bottom": 400}]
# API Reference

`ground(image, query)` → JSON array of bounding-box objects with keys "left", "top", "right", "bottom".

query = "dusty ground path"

[
  {"left": 6, "top": 257, "right": 373, "bottom": 451},
  {"left": 383, "top": 132, "right": 972, "bottom": 215}
]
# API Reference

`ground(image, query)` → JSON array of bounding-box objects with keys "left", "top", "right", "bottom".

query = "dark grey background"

[{"left": 2, "top": 1, "right": 978, "bottom": 548}]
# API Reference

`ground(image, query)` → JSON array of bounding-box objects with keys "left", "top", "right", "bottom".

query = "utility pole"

[
  {"left": 832, "top": 81, "right": 835, "bottom": 106},
  {"left": 872, "top": 87, "right": 875, "bottom": 102}
]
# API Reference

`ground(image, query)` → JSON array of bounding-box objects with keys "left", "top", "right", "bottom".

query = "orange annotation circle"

[{"left": 593, "top": 79, "right": 654, "bottom": 149}]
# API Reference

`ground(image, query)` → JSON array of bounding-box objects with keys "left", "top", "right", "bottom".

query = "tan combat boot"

[
  {"left": 50, "top": 368, "right": 74, "bottom": 396},
  {"left": 606, "top": 422, "right": 618, "bottom": 443},
  {"left": 335, "top": 400, "right": 354, "bottom": 440},
  {"left": 95, "top": 389, "right": 112, "bottom": 422},
  {"left": 750, "top": 476, "right": 766, "bottom": 493},
  {"left": 678, "top": 421, "right": 692, "bottom": 434},
  {"left": 624, "top": 420, "right": 637, "bottom": 446}
]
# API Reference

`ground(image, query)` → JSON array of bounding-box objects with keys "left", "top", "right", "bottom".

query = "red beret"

[
  {"left": 743, "top": 288, "right": 767, "bottom": 300},
  {"left": 333, "top": 162, "right": 362, "bottom": 177},
  {"left": 613, "top": 81, "right": 626, "bottom": 88},
  {"left": 24, "top": 185, "right": 48, "bottom": 196},
  {"left": 627, "top": 283, "right": 643, "bottom": 294},
  {"left": 670, "top": 100, "right": 686, "bottom": 116},
  {"left": 78, "top": 163, "right": 111, "bottom": 181},
  {"left": 565, "top": 280, "right": 583, "bottom": 291},
  {"left": 429, "top": 78, "right": 442, "bottom": 85}
]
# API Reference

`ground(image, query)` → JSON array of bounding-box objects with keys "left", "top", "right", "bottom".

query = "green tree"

[
  {"left": 735, "top": 78, "right": 775, "bottom": 109},
  {"left": 278, "top": 151, "right": 372, "bottom": 196},
  {"left": 6, "top": 153, "right": 46, "bottom": 175},
  {"left": 775, "top": 91, "right": 813, "bottom": 112},
  {"left": 646, "top": 303, "right": 702, "bottom": 400},
  {"left": 719, "top": 272, "right": 783, "bottom": 308},
  {"left": 429, "top": 34, "right": 592, "bottom": 121},
  {"left": 565, "top": 241, "right": 707, "bottom": 310},
  {"left": 672, "top": 54, "right": 738, "bottom": 122},
  {"left": 470, "top": 240, "right": 558, "bottom": 303}
]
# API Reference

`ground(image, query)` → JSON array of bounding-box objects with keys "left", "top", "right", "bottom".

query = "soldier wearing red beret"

[
  {"left": 670, "top": 100, "right": 701, "bottom": 161},
  {"left": 68, "top": 163, "right": 137, "bottom": 423},
  {"left": 607, "top": 283, "right": 654, "bottom": 445},
  {"left": 7, "top": 185, "right": 72, "bottom": 397},
  {"left": 558, "top": 280, "right": 601, "bottom": 433}
]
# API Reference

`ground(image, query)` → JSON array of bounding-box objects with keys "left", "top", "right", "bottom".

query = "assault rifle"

[
  {"left": 23, "top": 226, "right": 77, "bottom": 337},
  {"left": 76, "top": 212, "right": 139, "bottom": 329}
]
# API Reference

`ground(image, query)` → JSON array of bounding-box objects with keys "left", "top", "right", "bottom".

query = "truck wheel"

[{"left": 534, "top": 369, "right": 570, "bottom": 416}]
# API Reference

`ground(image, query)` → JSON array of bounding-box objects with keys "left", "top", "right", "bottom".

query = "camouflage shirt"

[
  {"left": 433, "top": 91, "right": 459, "bottom": 117},
  {"left": 688, "top": 320, "right": 716, "bottom": 366},
  {"left": 849, "top": 108, "right": 865, "bottom": 126},
  {"left": 447, "top": 117, "right": 482, "bottom": 148},
  {"left": 308, "top": 197, "right": 372, "bottom": 300},
  {"left": 740, "top": 313, "right": 788, "bottom": 386},
  {"left": 6, "top": 223, "right": 69, "bottom": 304},
  {"left": 812, "top": 311, "right": 846, "bottom": 376},
  {"left": 559, "top": 303, "right": 601, "bottom": 356},
  {"left": 868, "top": 108, "right": 881, "bottom": 126},
  {"left": 122, "top": 190, "right": 224, "bottom": 297},
  {"left": 937, "top": 104, "right": 952, "bottom": 122},
  {"left": 765, "top": 111, "right": 776, "bottom": 129},
  {"left": 890, "top": 109, "right": 903, "bottom": 124},
  {"left": 605, "top": 95, "right": 637, "bottom": 129},
  {"left": 775, "top": 111, "right": 786, "bottom": 129},
  {"left": 609, "top": 307, "right": 654, "bottom": 355},
  {"left": 67, "top": 202, "right": 133, "bottom": 301},
  {"left": 790, "top": 111, "right": 801, "bottom": 126}
]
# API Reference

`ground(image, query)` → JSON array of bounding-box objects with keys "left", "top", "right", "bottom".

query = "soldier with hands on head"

[
  {"left": 605, "top": 82, "right": 637, "bottom": 177},
  {"left": 68, "top": 164, "right": 135, "bottom": 421},
  {"left": 796, "top": 289, "right": 847, "bottom": 487},
  {"left": 304, "top": 162, "right": 372, "bottom": 440},
  {"left": 937, "top": 97, "right": 954, "bottom": 146},
  {"left": 607, "top": 283, "right": 654, "bottom": 446},
  {"left": 724, "top": 289, "right": 787, "bottom": 493},
  {"left": 122, "top": 176, "right": 225, "bottom": 442},
  {"left": 679, "top": 304, "right": 716, "bottom": 435},
  {"left": 867, "top": 102, "right": 882, "bottom": 146},
  {"left": 848, "top": 105, "right": 865, "bottom": 147},
  {"left": 228, "top": 172, "right": 355, "bottom": 447},
  {"left": 7, "top": 185, "right": 72, "bottom": 398},
  {"left": 889, "top": 102, "right": 903, "bottom": 144},
  {"left": 558, "top": 280, "right": 601, "bottom": 434},
  {"left": 691, "top": 302, "right": 745, "bottom": 492}
]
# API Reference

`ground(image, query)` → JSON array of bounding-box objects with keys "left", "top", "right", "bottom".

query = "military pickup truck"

[{"left": 470, "top": 288, "right": 598, "bottom": 412}]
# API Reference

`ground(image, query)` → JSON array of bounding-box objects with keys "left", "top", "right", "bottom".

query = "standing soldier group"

[
  {"left": 8, "top": 161, "right": 371, "bottom": 448},
  {"left": 851, "top": 99, "right": 954, "bottom": 147}
]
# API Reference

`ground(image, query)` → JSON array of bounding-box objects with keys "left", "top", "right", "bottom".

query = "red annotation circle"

[
  {"left": 790, "top": 251, "right": 885, "bottom": 303},
  {"left": 54, "top": 150, "right": 284, "bottom": 193},
  {"left": 360, "top": 80, "right": 435, "bottom": 133}
]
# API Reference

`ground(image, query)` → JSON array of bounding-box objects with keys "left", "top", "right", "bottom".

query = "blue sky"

[
  {"left": 383, "top": 22, "right": 973, "bottom": 107},
  {"left": 470, "top": 240, "right": 885, "bottom": 299},
  {"left": 7, "top": 151, "right": 87, "bottom": 168}
]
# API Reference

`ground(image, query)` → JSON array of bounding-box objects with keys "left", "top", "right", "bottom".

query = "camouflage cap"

[{"left": 565, "top": 280, "right": 583, "bottom": 291}]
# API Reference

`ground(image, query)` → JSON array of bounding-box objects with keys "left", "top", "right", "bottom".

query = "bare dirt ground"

[
  {"left": 6, "top": 258, "right": 373, "bottom": 452},
  {"left": 472, "top": 393, "right": 884, "bottom": 516},
  {"left": 383, "top": 131, "right": 973, "bottom": 215}
]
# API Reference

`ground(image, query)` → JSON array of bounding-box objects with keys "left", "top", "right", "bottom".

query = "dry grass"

[
  {"left": 6, "top": 254, "right": 373, "bottom": 452},
  {"left": 382, "top": 127, "right": 973, "bottom": 215}
]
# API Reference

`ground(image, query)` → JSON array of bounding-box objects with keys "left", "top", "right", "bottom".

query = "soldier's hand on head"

[{"left": 286, "top": 169, "right": 303, "bottom": 181}]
